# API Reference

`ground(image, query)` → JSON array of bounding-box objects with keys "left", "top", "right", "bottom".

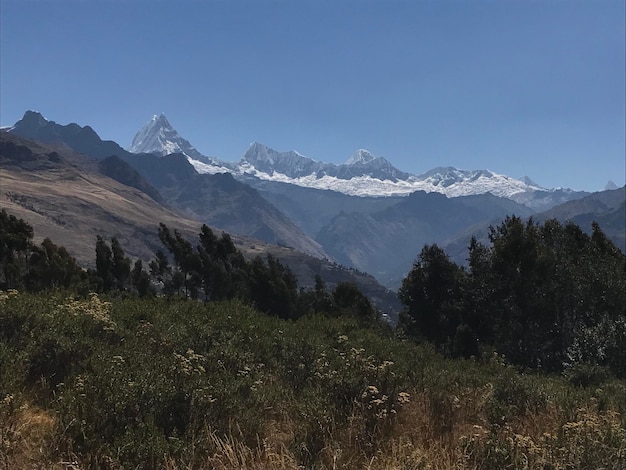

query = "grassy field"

[{"left": 1, "top": 290, "right": 624, "bottom": 469}]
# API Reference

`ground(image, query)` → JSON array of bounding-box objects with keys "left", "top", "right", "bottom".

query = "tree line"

[
  {"left": 2, "top": 209, "right": 624, "bottom": 376},
  {"left": 0, "top": 210, "right": 378, "bottom": 323},
  {"left": 398, "top": 216, "right": 626, "bottom": 377}
]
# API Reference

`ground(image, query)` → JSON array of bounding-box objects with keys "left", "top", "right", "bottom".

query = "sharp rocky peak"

[
  {"left": 128, "top": 114, "right": 203, "bottom": 159},
  {"left": 150, "top": 113, "right": 172, "bottom": 128},
  {"left": 9, "top": 111, "right": 55, "bottom": 138},
  {"left": 346, "top": 149, "right": 377, "bottom": 165},
  {"left": 21, "top": 110, "right": 49, "bottom": 125}
]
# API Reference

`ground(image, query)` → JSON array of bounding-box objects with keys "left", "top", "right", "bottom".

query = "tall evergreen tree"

[
  {"left": 0, "top": 209, "right": 34, "bottom": 289},
  {"left": 131, "top": 259, "right": 152, "bottom": 297},
  {"left": 333, "top": 282, "right": 377, "bottom": 322},
  {"left": 111, "top": 237, "right": 131, "bottom": 290},
  {"left": 398, "top": 244, "right": 466, "bottom": 348},
  {"left": 95, "top": 236, "right": 114, "bottom": 292}
]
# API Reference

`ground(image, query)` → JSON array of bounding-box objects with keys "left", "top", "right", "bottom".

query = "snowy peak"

[
  {"left": 346, "top": 149, "right": 377, "bottom": 165},
  {"left": 242, "top": 142, "right": 280, "bottom": 165},
  {"left": 418, "top": 167, "right": 500, "bottom": 188},
  {"left": 152, "top": 113, "right": 170, "bottom": 127},
  {"left": 122, "top": 114, "right": 585, "bottom": 206},
  {"left": 241, "top": 142, "right": 323, "bottom": 178},
  {"left": 128, "top": 114, "right": 204, "bottom": 160},
  {"left": 237, "top": 142, "right": 411, "bottom": 183},
  {"left": 521, "top": 175, "right": 540, "bottom": 187},
  {"left": 242, "top": 142, "right": 308, "bottom": 164},
  {"left": 343, "top": 149, "right": 410, "bottom": 181}
]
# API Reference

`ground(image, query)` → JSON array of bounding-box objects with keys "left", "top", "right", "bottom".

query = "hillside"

[
  {"left": 442, "top": 187, "right": 626, "bottom": 265},
  {"left": 4, "top": 112, "right": 597, "bottom": 290},
  {"left": 0, "top": 131, "right": 200, "bottom": 265},
  {"left": 0, "top": 131, "right": 399, "bottom": 313},
  {"left": 535, "top": 186, "right": 626, "bottom": 252},
  {"left": 1, "top": 292, "right": 624, "bottom": 469},
  {"left": 6, "top": 112, "right": 330, "bottom": 261},
  {"left": 121, "top": 152, "right": 330, "bottom": 260},
  {"left": 316, "top": 191, "right": 534, "bottom": 287}
]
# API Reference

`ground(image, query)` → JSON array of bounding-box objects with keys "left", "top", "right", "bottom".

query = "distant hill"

[
  {"left": 5, "top": 111, "right": 611, "bottom": 296},
  {"left": 535, "top": 186, "right": 626, "bottom": 252},
  {"left": 251, "top": 179, "right": 402, "bottom": 238},
  {"left": 316, "top": 190, "right": 534, "bottom": 288},
  {"left": 98, "top": 155, "right": 164, "bottom": 204},
  {"left": 442, "top": 187, "right": 626, "bottom": 265},
  {"left": 1, "top": 131, "right": 200, "bottom": 265}
]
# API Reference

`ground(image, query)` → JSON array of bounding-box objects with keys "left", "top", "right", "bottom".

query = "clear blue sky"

[{"left": 1, "top": 0, "right": 624, "bottom": 192}]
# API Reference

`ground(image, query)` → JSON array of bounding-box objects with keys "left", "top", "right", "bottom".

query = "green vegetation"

[
  {"left": 0, "top": 210, "right": 624, "bottom": 468},
  {"left": 1, "top": 292, "right": 624, "bottom": 469},
  {"left": 399, "top": 216, "right": 626, "bottom": 378}
]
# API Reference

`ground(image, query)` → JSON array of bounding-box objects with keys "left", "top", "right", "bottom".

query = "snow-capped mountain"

[
  {"left": 128, "top": 114, "right": 207, "bottom": 161},
  {"left": 240, "top": 142, "right": 327, "bottom": 178},
  {"left": 127, "top": 114, "right": 585, "bottom": 207},
  {"left": 346, "top": 149, "right": 377, "bottom": 165},
  {"left": 237, "top": 143, "right": 411, "bottom": 183},
  {"left": 224, "top": 143, "right": 548, "bottom": 200}
]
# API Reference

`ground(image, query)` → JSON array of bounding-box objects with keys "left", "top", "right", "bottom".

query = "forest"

[{"left": 1, "top": 209, "right": 624, "bottom": 469}]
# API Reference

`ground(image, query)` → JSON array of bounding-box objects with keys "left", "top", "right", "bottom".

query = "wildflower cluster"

[
  {"left": 60, "top": 293, "right": 116, "bottom": 332},
  {"left": 0, "top": 289, "right": 19, "bottom": 305},
  {"left": 173, "top": 349, "right": 206, "bottom": 376}
]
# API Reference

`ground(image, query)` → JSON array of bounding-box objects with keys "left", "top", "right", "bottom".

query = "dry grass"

[
  {"left": 163, "top": 391, "right": 624, "bottom": 470},
  {"left": 0, "top": 395, "right": 58, "bottom": 469},
  {"left": 2, "top": 383, "right": 624, "bottom": 470},
  {"left": 1, "top": 167, "right": 202, "bottom": 267}
]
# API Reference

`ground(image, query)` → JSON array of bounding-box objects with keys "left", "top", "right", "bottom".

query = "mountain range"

[
  {"left": 4, "top": 110, "right": 623, "bottom": 290},
  {"left": 128, "top": 113, "right": 587, "bottom": 209}
]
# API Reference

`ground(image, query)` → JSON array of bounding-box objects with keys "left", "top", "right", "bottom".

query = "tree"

[
  {"left": 398, "top": 244, "right": 466, "bottom": 348},
  {"left": 95, "top": 236, "right": 114, "bottom": 292},
  {"left": 111, "top": 237, "right": 131, "bottom": 290},
  {"left": 131, "top": 259, "right": 152, "bottom": 297},
  {"left": 0, "top": 209, "right": 34, "bottom": 289},
  {"left": 158, "top": 224, "right": 201, "bottom": 297},
  {"left": 313, "top": 275, "right": 335, "bottom": 314},
  {"left": 149, "top": 250, "right": 170, "bottom": 282},
  {"left": 248, "top": 255, "right": 299, "bottom": 319},
  {"left": 26, "top": 238, "right": 83, "bottom": 291},
  {"left": 333, "top": 282, "right": 377, "bottom": 322},
  {"left": 197, "top": 225, "right": 248, "bottom": 301},
  {"left": 461, "top": 217, "right": 626, "bottom": 374}
]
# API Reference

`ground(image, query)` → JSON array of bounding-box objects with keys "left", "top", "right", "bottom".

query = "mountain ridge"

[
  {"left": 5, "top": 113, "right": 331, "bottom": 260},
  {"left": 7, "top": 111, "right": 590, "bottom": 208},
  {"left": 125, "top": 112, "right": 588, "bottom": 207}
]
